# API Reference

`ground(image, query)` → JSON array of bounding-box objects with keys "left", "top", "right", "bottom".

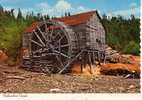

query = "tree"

[
  {"left": 68, "top": 12, "right": 71, "bottom": 16},
  {"left": 17, "top": 8, "right": 23, "bottom": 20},
  {"left": 44, "top": 14, "right": 50, "bottom": 20},
  {"left": 0, "top": 4, "right": 3, "bottom": 13},
  {"left": 101, "top": 14, "right": 140, "bottom": 54},
  {"left": 37, "top": 13, "right": 41, "bottom": 21},
  {"left": 102, "top": 14, "right": 107, "bottom": 20},
  {"left": 10, "top": 9, "right": 15, "bottom": 18},
  {"left": 65, "top": 12, "right": 67, "bottom": 16},
  {"left": 130, "top": 14, "right": 135, "bottom": 21},
  {"left": 123, "top": 41, "right": 140, "bottom": 55}
]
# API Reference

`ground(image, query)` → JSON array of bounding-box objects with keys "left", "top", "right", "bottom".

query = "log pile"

[
  {"left": 105, "top": 46, "right": 133, "bottom": 64},
  {"left": 100, "top": 46, "right": 140, "bottom": 78}
]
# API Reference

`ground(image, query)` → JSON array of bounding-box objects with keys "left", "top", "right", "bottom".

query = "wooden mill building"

[
  {"left": 52, "top": 10, "right": 106, "bottom": 52},
  {"left": 22, "top": 10, "right": 106, "bottom": 73}
]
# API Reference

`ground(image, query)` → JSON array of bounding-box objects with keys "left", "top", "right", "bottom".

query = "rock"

[
  {"left": 129, "top": 85, "right": 135, "bottom": 89},
  {"left": 50, "top": 88, "right": 63, "bottom": 92},
  {"left": 0, "top": 50, "right": 8, "bottom": 64},
  {"left": 118, "top": 87, "right": 125, "bottom": 92}
]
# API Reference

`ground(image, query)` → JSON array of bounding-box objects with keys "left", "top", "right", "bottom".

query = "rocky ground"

[
  {"left": 0, "top": 64, "right": 140, "bottom": 93},
  {"left": 0, "top": 49, "right": 141, "bottom": 93}
]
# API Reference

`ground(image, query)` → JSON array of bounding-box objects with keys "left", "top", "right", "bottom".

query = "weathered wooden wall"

[
  {"left": 68, "top": 13, "right": 105, "bottom": 52},
  {"left": 70, "top": 23, "right": 87, "bottom": 50},
  {"left": 86, "top": 13, "right": 105, "bottom": 51}
]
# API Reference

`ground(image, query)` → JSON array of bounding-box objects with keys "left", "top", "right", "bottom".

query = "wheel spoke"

[
  {"left": 53, "top": 31, "right": 61, "bottom": 40},
  {"left": 55, "top": 44, "right": 69, "bottom": 49},
  {"left": 32, "top": 48, "right": 50, "bottom": 55},
  {"left": 55, "top": 55, "right": 64, "bottom": 71},
  {"left": 53, "top": 50, "right": 70, "bottom": 58},
  {"left": 43, "top": 19, "right": 48, "bottom": 33},
  {"left": 60, "top": 44, "right": 70, "bottom": 48},
  {"left": 46, "top": 28, "right": 51, "bottom": 42},
  {"left": 30, "top": 39, "right": 43, "bottom": 47},
  {"left": 37, "top": 26, "right": 47, "bottom": 41},
  {"left": 43, "top": 21, "right": 52, "bottom": 42},
  {"left": 56, "top": 35, "right": 65, "bottom": 44},
  {"left": 49, "top": 27, "right": 54, "bottom": 40},
  {"left": 59, "top": 40, "right": 61, "bottom": 59},
  {"left": 33, "top": 30, "right": 45, "bottom": 46}
]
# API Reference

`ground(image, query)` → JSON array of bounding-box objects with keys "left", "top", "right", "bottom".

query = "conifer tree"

[{"left": 17, "top": 8, "right": 23, "bottom": 20}]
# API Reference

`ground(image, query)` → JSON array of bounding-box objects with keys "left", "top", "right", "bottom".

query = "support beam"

[
  {"left": 58, "top": 50, "right": 83, "bottom": 74},
  {"left": 37, "top": 26, "right": 47, "bottom": 41}
]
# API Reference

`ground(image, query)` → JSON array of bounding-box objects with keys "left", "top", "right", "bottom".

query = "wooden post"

[{"left": 88, "top": 52, "right": 93, "bottom": 74}]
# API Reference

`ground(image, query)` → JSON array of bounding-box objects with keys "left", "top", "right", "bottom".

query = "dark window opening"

[{"left": 96, "top": 39, "right": 101, "bottom": 44}]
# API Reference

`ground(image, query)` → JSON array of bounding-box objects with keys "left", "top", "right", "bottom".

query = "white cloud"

[
  {"left": 108, "top": 7, "right": 140, "bottom": 18},
  {"left": 34, "top": 0, "right": 90, "bottom": 17},
  {"left": 34, "top": 0, "right": 72, "bottom": 16},
  {"left": 72, "top": 6, "right": 91, "bottom": 14},
  {"left": 77, "top": 6, "right": 86, "bottom": 11},
  {"left": 129, "top": 2, "right": 137, "bottom": 8},
  {"left": 36, "top": 2, "right": 50, "bottom": 9},
  {"left": 55, "top": 0, "right": 71, "bottom": 11},
  {"left": 107, "top": 2, "right": 140, "bottom": 18}
]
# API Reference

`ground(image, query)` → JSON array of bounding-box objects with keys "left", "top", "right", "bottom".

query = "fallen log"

[{"left": 100, "top": 63, "right": 140, "bottom": 78}]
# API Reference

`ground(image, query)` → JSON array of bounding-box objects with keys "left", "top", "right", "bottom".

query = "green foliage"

[
  {"left": 0, "top": 5, "right": 50, "bottom": 62},
  {"left": 17, "top": 8, "right": 23, "bottom": 20},
  {"left": 123, "top": 41, "right": 140, "bottom": 55},
  {"left": 102, "top": 14, "right": 140, "bottom": 55},
  {"left": 0, "top": 13, "right": 27, "bottom": 60}
]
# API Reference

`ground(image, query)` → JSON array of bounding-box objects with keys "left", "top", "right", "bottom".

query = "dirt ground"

[{"left": 0, "top": 64, "right": 140, "bottom": 93}]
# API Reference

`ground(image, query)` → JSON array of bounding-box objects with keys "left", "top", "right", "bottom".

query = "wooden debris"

[
  {"left": 105, "top": 46, "right": 133, "bottom": 63},
  {"left": 6, "top": 76, "right": 25, "bottom": 80}
]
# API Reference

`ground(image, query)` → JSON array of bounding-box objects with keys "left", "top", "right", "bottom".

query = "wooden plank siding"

[{"left": 85, "top": 12, "right": 105, "bottom": 51}]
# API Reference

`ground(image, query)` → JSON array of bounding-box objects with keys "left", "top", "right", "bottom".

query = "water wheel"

[{"left": 24, "top": 20, "right": 78, "bottom": 73}]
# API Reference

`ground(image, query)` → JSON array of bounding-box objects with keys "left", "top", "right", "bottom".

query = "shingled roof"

[
  {"left": 52, "top": 10, "right": 97, "bottom": 26},
  {"left": 25, "top": 10, "right": 97, "bottom": 33}
]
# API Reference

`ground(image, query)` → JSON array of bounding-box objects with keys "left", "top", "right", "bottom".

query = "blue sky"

[{"left": 0, "top": 0, "right": 140, "bottom": 18}]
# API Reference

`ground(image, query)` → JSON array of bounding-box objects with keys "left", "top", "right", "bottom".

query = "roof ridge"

[
  {"left": 54, "top": 10, "right": 97, "bottom": 19},
  {"left": 52, "top": 10, "right": 97, "bottom": 26},
  {"left": 25, "top": 10, "right": 98, "bottom": 33}
]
